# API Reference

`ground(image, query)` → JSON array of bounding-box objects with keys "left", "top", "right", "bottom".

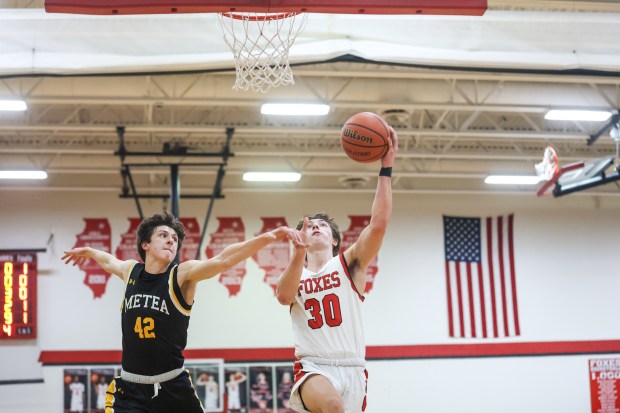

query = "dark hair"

[
  {"left": 297, "top": 212, "right": 341, "bottom": 257},
  {"left": 136, "top": 212, "right": 186, "bottom": 262}
]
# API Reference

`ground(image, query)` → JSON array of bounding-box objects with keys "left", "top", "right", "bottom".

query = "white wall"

[{"left": 1, "top": 189, "right": 619, "bottom": 412}]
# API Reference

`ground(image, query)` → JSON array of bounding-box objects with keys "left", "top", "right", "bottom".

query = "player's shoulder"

[{"left": 122, "top": 259, "right": 142, "bottom": 278}]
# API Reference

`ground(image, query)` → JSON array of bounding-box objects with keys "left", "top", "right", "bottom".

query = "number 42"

[{"left": 134, "top": 317, "right": 156, "bottom": 339}]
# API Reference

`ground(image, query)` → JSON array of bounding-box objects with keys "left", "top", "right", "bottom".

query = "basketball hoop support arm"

[
  {"left": 114, "top": 126, "right": 235, "bottom": 255},
  {"left": 195, "top": 127, "right": 234, "bottom": 260},
  {"left": 588, "top": 113, "right": 619, "bottom": 146}
]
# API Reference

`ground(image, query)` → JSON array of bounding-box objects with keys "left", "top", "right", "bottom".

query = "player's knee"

[{"left": 321, "top": 395, "right": 344, "bottom": 413}]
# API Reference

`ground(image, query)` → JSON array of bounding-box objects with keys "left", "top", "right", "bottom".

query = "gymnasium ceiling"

[{"left": 1, "top": 0, "right": 620, "bottom": 200}]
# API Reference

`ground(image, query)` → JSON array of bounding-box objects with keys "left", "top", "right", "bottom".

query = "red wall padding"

[{"left": 44, "top": 0, "right": 487, "bottom": 16}]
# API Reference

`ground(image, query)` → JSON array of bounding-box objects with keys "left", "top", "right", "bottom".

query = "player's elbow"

[
  {"left": 369, "top": 220, "right": 388, "bottom": 237},
  {"left": 275, "top": 288, "right": 294, "bottom": 306}
]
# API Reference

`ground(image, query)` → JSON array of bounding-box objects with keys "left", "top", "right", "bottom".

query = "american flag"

[{"left": 443, "top": 215, "right": 520, "bottom": 339}]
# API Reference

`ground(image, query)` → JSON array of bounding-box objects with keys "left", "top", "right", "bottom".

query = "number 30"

[{"left": 304, "top": 294, "right": 342, "bottom": 329}]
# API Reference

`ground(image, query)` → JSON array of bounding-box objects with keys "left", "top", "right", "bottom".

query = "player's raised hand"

[
  {"left": 293, "top": 217, "right": 310, "bottom": 250},
  {"left": 381, "top": 126, "right": 398, "bottom": 168},
  {"left": 270, "top": 226, "right": 307, "bottom": 249},
  {"left": 61, "top": 247, "right": 91, "bottom": 266}
]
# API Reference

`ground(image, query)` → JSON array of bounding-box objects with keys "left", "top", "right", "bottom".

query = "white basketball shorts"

[{"left": 289, "top": 358, "right": 368, "bottom": 413}]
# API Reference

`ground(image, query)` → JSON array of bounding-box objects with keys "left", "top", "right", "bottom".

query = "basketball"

[{"left": 340, "top": 112, "right": 390, "bottom": 163}]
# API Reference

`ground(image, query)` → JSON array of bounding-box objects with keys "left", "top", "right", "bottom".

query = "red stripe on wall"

[
  {"left": 39, "top": 340, "right": 620, "bottom": 365},
  {"left": 39, "top": 350, "right": 123, "bottom": 364}
]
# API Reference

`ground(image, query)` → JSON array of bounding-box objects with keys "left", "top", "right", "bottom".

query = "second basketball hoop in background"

[{"left": 341, "top": 112, "right": 390, "bottom": 163}]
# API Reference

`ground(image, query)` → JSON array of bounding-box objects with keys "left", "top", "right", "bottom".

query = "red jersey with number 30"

[{"left": 291, "top": 253, "right": 365, "bottom": 361}]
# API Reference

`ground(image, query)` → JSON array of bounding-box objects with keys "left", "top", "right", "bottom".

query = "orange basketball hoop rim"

[{"left": 220, "top": 11, "right": 297, "bottom": 21}]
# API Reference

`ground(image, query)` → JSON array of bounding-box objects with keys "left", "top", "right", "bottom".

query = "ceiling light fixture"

[
  {"left": 484, "top": 175, "right": 542, "bottom": 185},
  {"left": 0, "top": 100, "right": 27, "bottom": 111},
  {"left": 0, "top": 170, "right": 47, "bottom": 180},
  {"left": 261, "top": 103, "right": 330, "bottom": 116},
  {"left": 243, "top": 172, "right": 301, "bottom": 182},
  {"left": 545, "top": 109, "right": 612, "bottom": 122}
]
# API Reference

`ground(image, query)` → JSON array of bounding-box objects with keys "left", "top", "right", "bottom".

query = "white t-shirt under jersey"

[{"left": 291, "top": 254, "right": 365, "bottom": 361}]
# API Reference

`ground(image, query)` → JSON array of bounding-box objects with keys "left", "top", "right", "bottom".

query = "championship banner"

[
  {"left": 252, "top": 217, "right": 290, "bottom": 294},
  {"left": 340, "top": 215, "right": 379, "bottom": 294},
  {"left": 205, "top": 217, "right": 246, "bottom": 297},
  {"left": 73, "top": 218, "right": 112, "bottom": 298},
  {"left": 115, "top": 218, "right": 142, "bottom": 262},
  {"left": 179, "top": 217, "right": 201, "bottom": 262},
  {"left": 589, "top": 358, "right": 620, "bottom": 413}
]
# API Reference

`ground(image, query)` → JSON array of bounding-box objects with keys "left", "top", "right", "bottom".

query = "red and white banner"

[
  {"left": 73, "top": 218, "right": 112, "bottom": 299},
  {"left": 252, "top": 217, "right": 290, "bottom": 295},
  {"left": 179, "top": 217, "right": 201, "bottom": 262},
  {"left": 589, "top": 358, "right": 620, "bottom": 413},
  {"left": 443, "top": 214, "right": 520, "bottom": 339},
  {"left": 205, "top": 217, "right": 246, "bottom": 297},
  {"left": 340, "top": 215, "right": 379, "bottom": 294},
  {"left": 115, "top": 218, "right": 142, "bottom": 262}
]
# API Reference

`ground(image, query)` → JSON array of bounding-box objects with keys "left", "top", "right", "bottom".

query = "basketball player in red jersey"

[
  {"left": 276, "top": 126, "right": 398, "bottom": 413},
  {"left": 62, "top": 212, "right": 301, "bottom": 413}
]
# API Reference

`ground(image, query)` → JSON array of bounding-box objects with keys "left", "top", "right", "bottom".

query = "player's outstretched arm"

[
  {"left": 345, "top": 126, "right": 398, "bottom": 271},
  {"left": 179, "top": 226, "right": 301, "bottom": 284},
  {"left": 61, "top": 247, "right": 134, "bottom": 280},
  {"left": 275, "top": 217, "right": 309, "bottom": 305}
]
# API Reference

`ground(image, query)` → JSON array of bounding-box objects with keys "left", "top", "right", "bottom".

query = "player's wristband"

[{"left": 379, "top": 167, "right": 392, "bottom": 177}]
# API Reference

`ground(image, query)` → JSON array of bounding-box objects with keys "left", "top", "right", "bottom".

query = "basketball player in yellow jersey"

[
  {"left": 276, "top": 127, "right": 398, "bottom": 413},
  {"left": 62, "top": 212, "right": 301, "bottom": 413}
]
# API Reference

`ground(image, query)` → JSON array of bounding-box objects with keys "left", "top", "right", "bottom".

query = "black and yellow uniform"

[{"left": 105, "top": 263, "right": 204, "bottom": 413}]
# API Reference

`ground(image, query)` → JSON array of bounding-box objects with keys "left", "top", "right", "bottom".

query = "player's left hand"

[
  {"left": 271, "top": 226, "right": 307, "bottom": 249},
  {"left": 293, "top": 217, "right": 310, "bottom": 250},
  {"left": 61, "top": 247, "right": 91, "bottom": 266}
]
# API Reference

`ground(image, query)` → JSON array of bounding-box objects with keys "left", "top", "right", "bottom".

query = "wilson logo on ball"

[{"left": 342, "top": 128, "right": 373, "bottom": 144}]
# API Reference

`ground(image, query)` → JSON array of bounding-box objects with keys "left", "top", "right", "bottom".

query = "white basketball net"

[
  {"left": 535, "top": 146, "right": 559, "bottom": 181},
  {"left": 217, "top": 12, "right": 308, "bottom": 93}
]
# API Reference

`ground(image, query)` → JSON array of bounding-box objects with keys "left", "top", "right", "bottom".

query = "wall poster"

[{"left": 590, "top": 358, "right": 620, "bottom": 413}]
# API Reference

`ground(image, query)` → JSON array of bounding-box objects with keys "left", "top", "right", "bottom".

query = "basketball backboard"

[{"left": 537, "top": 151, "right": 619, "bottom": 197}]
